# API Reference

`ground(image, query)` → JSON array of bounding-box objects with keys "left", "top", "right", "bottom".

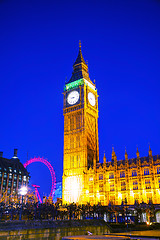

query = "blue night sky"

[{"left": 0, "top": 0, "right": 160, "bottom": 197}]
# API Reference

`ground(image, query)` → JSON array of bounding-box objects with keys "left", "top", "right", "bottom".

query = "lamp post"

[
  {"left": 125, "top": 198, "right": 128, "bottom": 228},
  {"left": 19, "top": 186, "right": 27, "bottom": 220}
]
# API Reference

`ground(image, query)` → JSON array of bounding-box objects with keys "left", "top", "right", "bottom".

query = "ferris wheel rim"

[{"left": 23, "top": 157, "right": 56, "bottom": 197}]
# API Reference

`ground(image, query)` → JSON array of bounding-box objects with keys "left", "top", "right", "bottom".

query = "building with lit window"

[
  {"left": 0, "top": 149, "right": 29, "bottom": 199},
  {"left": 62, "top": 43, "right": 160, "bottom": 206}
]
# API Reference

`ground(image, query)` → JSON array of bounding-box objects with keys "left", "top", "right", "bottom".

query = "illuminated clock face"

[
  {"left": 67, "top": 91, "right": 79, "bottom": 105},
  {"left": 88, "top": 92, "right": 95, "bottom": 106}
]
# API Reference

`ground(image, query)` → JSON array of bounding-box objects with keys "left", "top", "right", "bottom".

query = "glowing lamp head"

[
  {"left": 118, "top": 192, "right": 122, "bottom": 199},
  {"left": 19, "top": 186, "right": 28, "bottom": 196}
]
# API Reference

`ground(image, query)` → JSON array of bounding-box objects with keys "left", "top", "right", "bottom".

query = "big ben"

[{"left": 62, "top": 42, "right": 99, "bottom": 204}]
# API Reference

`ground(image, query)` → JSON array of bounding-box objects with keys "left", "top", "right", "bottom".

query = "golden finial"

[
  {"left": 79, "top": 40, "right": 81, "bottom": 49},
  {"left": 136, "top": 145, "right": 140, "bottom": 158},
  {"left": 125, "top": 146, "right": 127, "bottom": 153},
  {"left": 149, "top": 143, "right": 152, "bottom": 157},
  {"left": 103, "top": 151, "right": 106, "bottom": 164},
  {"left": 125, "top": 147, "right": 128, "bottom": 160},
  {"left": 103, "top": 150, "right": 106, "bottom": 158},
  {"left": 112, "top": 146, "right": 116, "bottom": 158},
  {"left": 112, "top": 145, "right": 114, "bottom": 152},
  {"left": 137, "top": 145, "right": 139, "bottom": 152}
]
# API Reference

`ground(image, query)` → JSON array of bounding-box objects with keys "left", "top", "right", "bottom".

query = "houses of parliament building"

[{"left": 62, "top": 43, "right": 160, "bottom": 206}]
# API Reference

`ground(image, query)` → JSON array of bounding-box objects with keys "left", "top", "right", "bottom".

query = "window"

[
  {"left": 120, "top": 171, "right": 125, "bottom": 178},
  {"left": 76, "top": 136, "right": 80, "bottom": 148},
  {"left": 144, "top": 169, "right": 149, "bottom": 175},
  {"left": 132, "top": 170, "right": 137, "bottom": 177},
  {"left": 70, "top": 136, "right": 74, "bottom": 149},
  {"left": 133, "top": 181, "right": 138, "bottom": 190},
  {"left": 89, "top": 185, "right": 93, "bottom": 193},
  {"left": 4, "top": 173, "right": 7, "bottom": 178},
  {"left": 99, "top": 174, "right": 103, "bottom": 180},
  {"left": 76, "top": 155, "right": 80, "bottom": 167},
  {"left": 121, "top": 181, "right": 126, "bottom": 191},
  {"left": 76, "top": 114, "right": 81, "bottom": 129},
  {"left": 14, "top": 170, "right": 16, "bottom": 173},
  {"left": 3, "top": 180, "right": 6, "bottom": 186},
  {"left": 109, "top": 173, "right": 114, "bottom": 179},
  {"left": 23, "top": 176, "right": 26, "bottom": 181},
  {"left": 110, "top": 184, "right": 114, "bottom": 191},
  {"left": 70, "top": 156, "right": 74, "bottom": 168},
  {"left": 157, "top": 168, "right": 160, "bottom": 174},
  {"left": 89, "top": 176, "right": 93, "bottom": 181},
  {"left": 145, "top": 179, "right": 151, "bottom": 189},
  {"left": 70, "top": 116, "right": 74, "bottom": 130},
  {"left": 159, "top": 179, "right": 160, "bottom": 188},
  {"left": 99, "top": 184, "right": 103, "bottom": 192},
  {"left": 8, "top": 181, "right": 11, "bottom": 187},
  {"left": 9, "top": 167, "right": 12, "bottom": 172}
]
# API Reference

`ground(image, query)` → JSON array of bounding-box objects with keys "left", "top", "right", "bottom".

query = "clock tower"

[{"left": 62, "top": 42, "right": 99, "bottom": 204}]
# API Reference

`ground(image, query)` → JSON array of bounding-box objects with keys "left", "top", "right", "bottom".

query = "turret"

[
  {"left": 149, "top": 145, "right": 152, "bottom": 157},
  {"left": 112, "top": 147, "right": 117, "bottom": 167},
  {"left": 136, "top": 147, "right": 140, "bottom": 159},
  {"left": 136, "top": 147, "right": 141, "bottom": 166},
  {"left": 103, "top": 151, "right": 106, "bottom": 169},
  {"left": 148, "top": 145, "right": 153, "bottom": 165},
  {"left": 125, "top": 148, "right": 128, "bottom": 161},
  {"left": 125, "top": 148, "right": 129, "bottom": 167}
]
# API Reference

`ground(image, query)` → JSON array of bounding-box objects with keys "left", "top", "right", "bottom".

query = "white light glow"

[
  {"left": 130, "top": 190, "right": 134, "bottom": 197},
  {"left": 118, "top": 192, "right": 122, "bottom": 199},
  {"left": 65, "top": 176, "right": 82, "bottom": 203},
  {"left": 19, "top": 186, "right": 28, "bottom": 196}
]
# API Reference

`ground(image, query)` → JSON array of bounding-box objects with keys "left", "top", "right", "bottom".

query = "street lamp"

[
  {"left": 19, "top": 186, "right": 28, "bottom": 220},
  {"left": 19, "top": 186, "right": 28, "bottom": 197},
  {"left": 125, "top": 198, "right": 128, "bottom": 228}
]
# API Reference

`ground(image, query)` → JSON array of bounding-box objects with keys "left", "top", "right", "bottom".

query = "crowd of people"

[{"left": 0, "top": 200, "right": 156, "bottom": 223}]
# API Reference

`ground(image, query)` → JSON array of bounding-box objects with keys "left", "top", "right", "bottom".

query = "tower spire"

[
  {"left": 103, "top": 151, "right": 106, "bottom": 164},
  {"left": 112, "top": 147, "right": 115, "bottom": 159},
  {"left": 125, "top": 147, "right": 128, "bottom": 160},
  {"left": 136, "top": 146, "right": 140, "bottom": 158},
  {"left": 68, "top": 42, "right": 91, "bottom": 83},
  {"left": 149, "top": 144, "right": 152, "bottom": 157}
]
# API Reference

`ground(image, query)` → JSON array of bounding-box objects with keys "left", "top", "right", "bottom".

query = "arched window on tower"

[
  {"left": 70, "top": 156, "right": 74, "bottom": 168},
  {"left": 70, "top": 136, "right": 74, "bottom": 149},
  {"left": 70, "top": 116, "right": 74, "bottom": 130},
  {"left": 76, "top": 114, "right": 81, "bottom": 129},
  {"left": 76, "top": 136, "right": 80, "bottom": 148}
]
